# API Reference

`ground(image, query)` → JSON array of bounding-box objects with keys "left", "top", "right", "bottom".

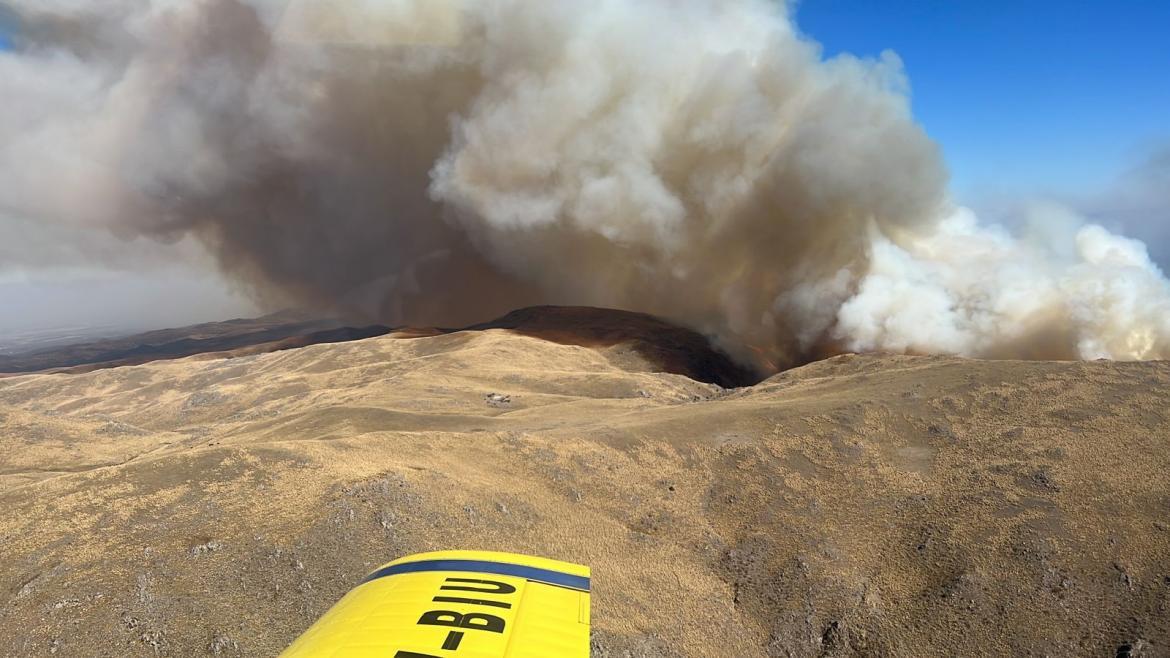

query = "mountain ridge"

[{"left": 0, "top": 307, "right": 1167, "bottom": 656}]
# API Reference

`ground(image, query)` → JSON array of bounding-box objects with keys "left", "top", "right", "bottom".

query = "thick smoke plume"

[{"left": 2, "top": 0, "right": 1168, "bottom": 370}]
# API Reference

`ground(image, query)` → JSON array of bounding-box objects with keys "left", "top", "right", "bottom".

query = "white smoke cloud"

[
  {"left": 836, "top": 208, "right": 1170, "bottom": 360},
  {"left": 1, "top": 0, "right": 1167, "bottom": 370}
]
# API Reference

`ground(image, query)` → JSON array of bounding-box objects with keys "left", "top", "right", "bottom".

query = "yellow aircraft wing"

[{"left": 280, "top": 550, "right": 591, "bottom": 658}]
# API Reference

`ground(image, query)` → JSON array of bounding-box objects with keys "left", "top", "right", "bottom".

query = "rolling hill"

[{"left": 0, "top": 307, "right": 1167, "bottom": 656}]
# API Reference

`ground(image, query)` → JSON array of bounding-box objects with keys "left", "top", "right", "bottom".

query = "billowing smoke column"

[{"left": 2, "top": 0, "right": 1168, "bottom": 370}]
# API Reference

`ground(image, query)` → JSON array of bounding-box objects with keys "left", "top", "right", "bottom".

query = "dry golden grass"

[{"left": 1, "top": 312, "right": 1168, "bottom": 656}]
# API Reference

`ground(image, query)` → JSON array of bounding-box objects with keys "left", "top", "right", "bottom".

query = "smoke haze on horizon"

[{"left": 0, "top": 0, "right": 1167, "bottom": 369}]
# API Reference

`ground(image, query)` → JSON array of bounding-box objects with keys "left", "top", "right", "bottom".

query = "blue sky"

[
  {"left": 794, "top": 0, "right": 1170, "bottom": 202},
  {"left": 0, "top": 10, "right": 13, "bottom": 51}
]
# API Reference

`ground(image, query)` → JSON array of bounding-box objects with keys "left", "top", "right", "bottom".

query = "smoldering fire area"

[{"left": 2, "top": 0, "right": 1168, "bottom": 373}]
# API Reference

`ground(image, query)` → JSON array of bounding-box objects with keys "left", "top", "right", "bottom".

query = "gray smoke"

[
  {"left": 1081, "top": 146, "right": 1170, "bottom": 266},
  {"left": 2, "top": 0, "right": 1167, "bottom": 370}
]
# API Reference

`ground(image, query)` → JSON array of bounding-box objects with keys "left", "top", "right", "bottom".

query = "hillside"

[{"left": 0, "top": 308, "right": 1167, "bottom": 656}]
